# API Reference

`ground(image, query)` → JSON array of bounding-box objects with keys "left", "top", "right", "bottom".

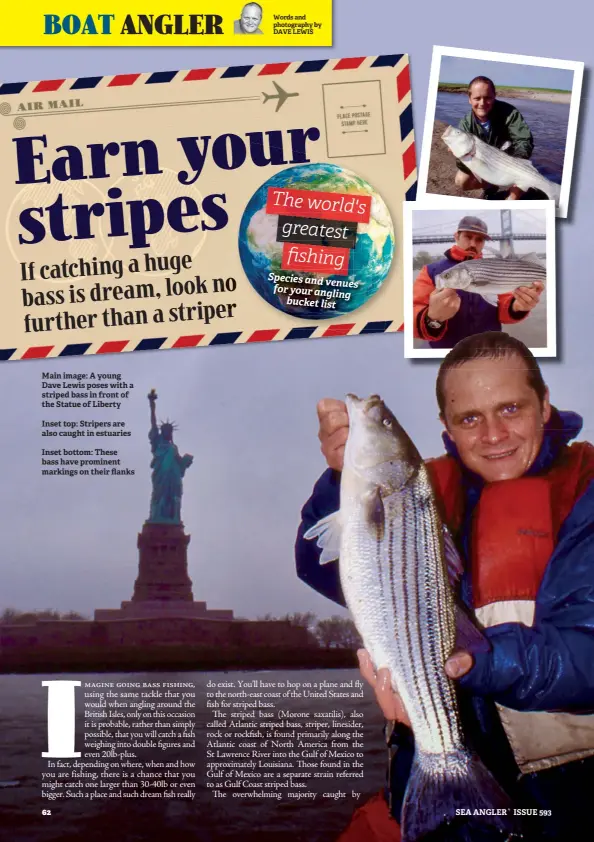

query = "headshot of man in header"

[
  {"left": 418, "top": 47, "right": 583, "bottom": 217},
  {"left": 404, "top": 202, "right": 556, "bottom": 359},
  {"left": 234, "top": 2, "right": 264, "bottom": 34}
]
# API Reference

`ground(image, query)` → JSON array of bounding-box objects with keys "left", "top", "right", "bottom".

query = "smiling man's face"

[
  {"left": 469, "top": 80, "right": 496, "bottom": 122},
  {"left": 240, "top": 3, "right": 262, "bottom": 32},
  {"left": 440, "top": 354, "right": 551, "bottom": 483}
]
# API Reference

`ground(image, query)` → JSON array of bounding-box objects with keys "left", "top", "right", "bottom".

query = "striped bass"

[
  {"left": 305, "top": 395, "right": 515, "bottom": 842},
  {"left": 442, "top": 125, "right": 561, "bottom": 204},
  {"left": 435, "top": 254, "right": 546, "bottom": 296}
]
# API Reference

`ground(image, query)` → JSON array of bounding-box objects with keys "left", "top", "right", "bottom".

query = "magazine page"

[{"left": 1, "top": 3, "right": 592, "bottom": 842}]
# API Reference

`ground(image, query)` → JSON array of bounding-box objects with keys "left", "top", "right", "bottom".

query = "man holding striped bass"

[
  {"left": 295, "top": 332, "right": 594, "bottom": 841},
  {"left": 413, "top": 216, "right": 543, "bottom": 350},
  {"left": 453, "top": 76, "right": 535, "bottom": 200}
]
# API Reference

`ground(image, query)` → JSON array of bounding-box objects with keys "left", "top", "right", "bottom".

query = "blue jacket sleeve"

[
  {"left": 460, "top": 481, "right": 594, "bottom": 712},
  {"left": 295, "top": 468, "right": 346, "bottom": 607}
]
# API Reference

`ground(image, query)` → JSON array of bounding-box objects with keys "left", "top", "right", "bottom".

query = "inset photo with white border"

[
  {"left": 404, "top": 199, "right": 556, "bottom": 359},
  {"left": 418, "top": 46, "right": 584, "bottom": 218}
]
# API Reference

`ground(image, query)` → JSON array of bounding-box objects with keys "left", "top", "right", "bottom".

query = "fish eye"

[{"left": 382, "top": 417, "right": 392, "bottom": 428}]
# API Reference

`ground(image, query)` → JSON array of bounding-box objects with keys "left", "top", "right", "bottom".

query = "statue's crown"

[{"left": 160, "top": 419, "right": 177, "bottom": 435}]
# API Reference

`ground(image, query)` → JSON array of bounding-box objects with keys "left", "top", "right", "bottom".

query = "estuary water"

[{"left": 435, "top": 91, "right": 570, "bottom": 183}]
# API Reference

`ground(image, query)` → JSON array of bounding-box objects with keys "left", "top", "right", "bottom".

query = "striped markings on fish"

[
  {"left": 435, "top": 254, "right": 546, "bottom": 297},
  {"left": 442, "top": 125, "right": 561, "bottom": 204},
  {"left": 305, "top": 395, "right": 517, "bottom": 842}
]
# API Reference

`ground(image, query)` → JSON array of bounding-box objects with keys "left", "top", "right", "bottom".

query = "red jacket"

[{"left": 413, "top": 245, "right": 527, "bottom": 342}]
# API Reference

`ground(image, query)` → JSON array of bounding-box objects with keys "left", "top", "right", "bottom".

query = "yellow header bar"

[{"left": 2, "top": 1, "right": 332, "bottom": 46}]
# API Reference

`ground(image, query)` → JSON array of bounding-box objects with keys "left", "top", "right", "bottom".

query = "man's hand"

[
  {"left": 357, "top": 648, "right": 474, "bottom": 725},
  {"left": 427, "top": 288, "right": 461, "bottom": 323},
  {"left": 511, "top": 281, "right": 544, "bottom": 313},
  {"left": 506, "top": 186, "right": 525, "bottom": 200},
  {"left": 317, "top": 398, "right": 349, "bottom": 472},
  {"left": 358, "top": 650, "right": 411, "bottom": 724}
]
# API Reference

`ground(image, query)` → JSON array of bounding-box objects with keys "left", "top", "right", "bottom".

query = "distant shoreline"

[{"left": 438, "top": 84, "right": 571, "bottom": 104}]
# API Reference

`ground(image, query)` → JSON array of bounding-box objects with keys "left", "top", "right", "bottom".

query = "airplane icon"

[{"left": 262, "top": 81, "right": 299, "bottom": 112}]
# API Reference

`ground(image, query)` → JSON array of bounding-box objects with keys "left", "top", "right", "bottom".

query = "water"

[
  {"left": 0, "top": 669, "right": 386, "bottom": 842},
  {"left": 435, "top": 92, "right": 570, "bottom": 183}
]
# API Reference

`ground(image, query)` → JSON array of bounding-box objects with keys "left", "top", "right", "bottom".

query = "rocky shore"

[{"left": 425, "top": 120, "right": 482, "bottom": 197}]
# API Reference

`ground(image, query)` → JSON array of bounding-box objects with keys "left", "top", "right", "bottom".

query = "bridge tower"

[{"left": 500, "top": 209, "right": 514, "bottom": 256}]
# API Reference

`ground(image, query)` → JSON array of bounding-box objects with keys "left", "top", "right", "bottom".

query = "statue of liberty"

[{"left": 147, "top": 389, "right": 193, "bottom": 524}]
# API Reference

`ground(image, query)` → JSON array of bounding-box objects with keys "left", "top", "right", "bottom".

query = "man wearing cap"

[{"left": 413, "top": 216, "right": 543, "bottom": 350}]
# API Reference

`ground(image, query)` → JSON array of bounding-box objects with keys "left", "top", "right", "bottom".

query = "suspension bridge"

[{"left": 413, "top": 210, "right": 546, "bottom": 254}]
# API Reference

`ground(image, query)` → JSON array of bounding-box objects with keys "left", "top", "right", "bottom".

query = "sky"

[
  {"left": 0, "top": 13, "right": 592, "bottom": 625},
  {"left": 1, "top": 333, "right": 451, "bottom": 622},
  {"left": 412, "top": 208, "right": 547, "bottom": 256},
  {"left": 439, "top": 56, "right": 574, "bottom": 91}
]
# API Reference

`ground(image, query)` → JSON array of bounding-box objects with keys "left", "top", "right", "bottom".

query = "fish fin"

[
  {"left": 303, "top": 511, "right": 341, "bottom": 564},
  {"left": 442, "top": 525, "right": 463, "bottom": 587},
  {"left": 401, "top": 750, "right": 517, "bottom": 842},
  {"left": 442, "top": 526, "right": 491, "bottom": 654},
  {"left": 479, "top": 293, "right": 499, "bottom": 306},
  {"left": 513, "top": 177, "right": 538, "bottom": 193},
  {"left": 455, "top": 602, "right": 491, "bottom": 655},
  {"left": 519, "top": 251, "right": 545, "bottom": 267},
  {"left": 365, "top": 487, "right": 385, "bottom": 542},
  {"left": 513, "top": 167, "right": 552, "bottom": 194}
]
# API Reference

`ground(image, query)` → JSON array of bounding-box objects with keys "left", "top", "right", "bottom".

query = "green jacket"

[{"left": 457, "top": 99, "right": 534, "bottom": 172}]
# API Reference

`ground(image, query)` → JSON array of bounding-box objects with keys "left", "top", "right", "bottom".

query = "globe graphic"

[{"left": 238, "top": 164, "right": 395, "bottom": 319}]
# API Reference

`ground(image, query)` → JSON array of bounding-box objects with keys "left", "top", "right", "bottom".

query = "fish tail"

[
  {"left": 546, "top": 181, "right": 561, "bottom": 203},
  {"left": 400, "top": 749, "right": 517, "bottom": 842}
]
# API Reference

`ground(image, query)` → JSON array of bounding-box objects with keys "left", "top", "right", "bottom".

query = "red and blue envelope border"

[{"left": 0, "top": 54, "right": 415, "bottom": 360}]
